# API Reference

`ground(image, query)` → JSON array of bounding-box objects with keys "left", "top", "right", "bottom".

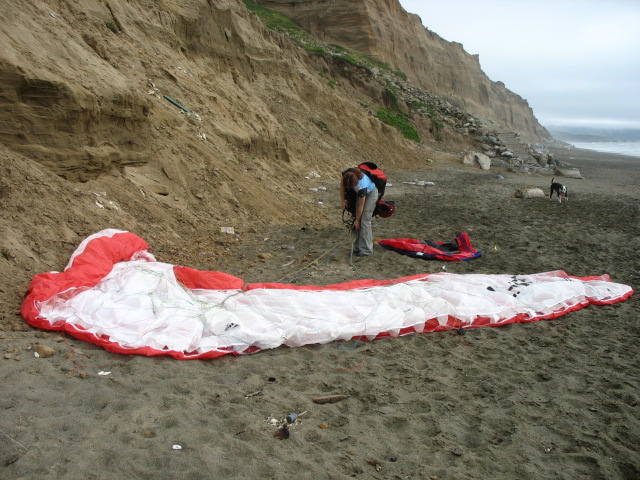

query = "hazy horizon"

[{"left": 398, "top": 0, "right": 640, "bottom": 132}]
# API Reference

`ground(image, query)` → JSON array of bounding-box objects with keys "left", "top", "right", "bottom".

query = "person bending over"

[{"left": 340, "top": 168, "right": 378, "bottom": 256}]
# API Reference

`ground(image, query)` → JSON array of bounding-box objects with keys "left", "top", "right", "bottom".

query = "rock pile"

[
  {"left": 473, "top": 134, "right": 514, "bottom": 159},
  {"left": 462, "top": 133, "right": 563, "bottom": 175},
  {"left": 378, "top": 69, "right": 482, "bottom": 134}
]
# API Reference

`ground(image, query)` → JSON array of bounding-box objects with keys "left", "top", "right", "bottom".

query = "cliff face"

[
  {"left": 0, "top": 0, "right": 439, "bottom": 322},
  {"left": 0, "top": 0, "right": 548, "bottom": 187},
  {"left": 258, "top": 0, "right": 549, "bottom": 141},
  {"left": 0, "top": 0, "right": 551, "bottom": 330},
  {"left": 0, "top": 0, "right": 286, "bottom": 182}
]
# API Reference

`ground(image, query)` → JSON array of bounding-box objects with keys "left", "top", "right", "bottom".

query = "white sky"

[{"left": 398, "top": 0, "right": 640, "bottom": 130}]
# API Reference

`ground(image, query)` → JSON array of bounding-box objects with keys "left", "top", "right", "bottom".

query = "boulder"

[
  {"left": 530, "top": 143, "right": 549, "bottom": 154},
  {"left": 555, "top": 168, "right": 582, "bottom": 179},
  {"left": 475, "top": 153, "right": 492, "bottom": 170},
  {"left": 515, "top": 186, "right": 545, "bottom": 199},
  {"left": 462, "top": 152, "right": 491, "bottom": 170},
  {"left": 463, "top": 152, "right": 476, "bottom": 166},
  {"left": 532, "top": 154, "right": 548, "bottom": 167}
]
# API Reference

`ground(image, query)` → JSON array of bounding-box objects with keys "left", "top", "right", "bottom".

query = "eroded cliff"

[
  {"left": 1, "top": 0, "right": 545, "bottom": 330},
  {"left": 258, "top": 0, "right": 549, "bottom": 141}
]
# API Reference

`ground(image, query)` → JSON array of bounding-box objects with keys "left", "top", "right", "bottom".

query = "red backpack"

[{"left": 358, "top": 162, "right": 387, "bottom": 197}]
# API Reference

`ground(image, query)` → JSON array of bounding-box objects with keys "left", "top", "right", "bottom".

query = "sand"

[{"left": 1, "top": 147, "right": 638, "bottom": 480}]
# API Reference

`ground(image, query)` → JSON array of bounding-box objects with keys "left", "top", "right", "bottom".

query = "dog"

[{"left": 550, "top": 178, "right": 568, "bottom": 203}]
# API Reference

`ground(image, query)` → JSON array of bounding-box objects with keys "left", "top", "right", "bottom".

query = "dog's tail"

[{"left": 551, "top": 177, "right": 555, "bottom": 184}]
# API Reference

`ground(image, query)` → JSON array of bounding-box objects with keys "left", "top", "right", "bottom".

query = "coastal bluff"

[
  {"left": 1, "top": 0, "right": 551, "bottom": 331},
  {"left": 258, "top": 0, "right": 548, "bottom": 141}
]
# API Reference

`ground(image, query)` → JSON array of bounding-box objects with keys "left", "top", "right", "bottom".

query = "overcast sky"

[{"left": 397, "top": 0, "right": 640, "bottom": 130}]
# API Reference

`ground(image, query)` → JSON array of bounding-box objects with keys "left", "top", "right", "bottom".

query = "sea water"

[{"left": 570, "top": 141, "right": 640, "bottom": 159}]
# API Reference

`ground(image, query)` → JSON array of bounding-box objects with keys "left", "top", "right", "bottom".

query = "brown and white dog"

[{"left": 550, "top": 178, "right": 568, "bottom": 203}]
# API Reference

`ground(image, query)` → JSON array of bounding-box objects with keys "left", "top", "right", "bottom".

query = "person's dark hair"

[{"left": 342, "top": 168, "right": 363, "bottom": 189}]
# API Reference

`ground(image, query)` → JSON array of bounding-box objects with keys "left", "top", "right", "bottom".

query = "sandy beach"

[{"left": 1, "top": 147, "right": 638, "bottom": 480}]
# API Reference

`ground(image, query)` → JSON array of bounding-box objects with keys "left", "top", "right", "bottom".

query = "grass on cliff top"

[
  {"left": 243, "top": 0, "right": 313, "bottom": 43},
  {"left": 243, "top": 0, "right": 407, "bottom": 81},
  {"left": 244, "top": 0, "right": 420, "bottom": 142}
]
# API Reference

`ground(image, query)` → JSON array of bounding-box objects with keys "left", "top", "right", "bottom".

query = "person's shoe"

[{"left": 354, "top": 251, "right": 370, "bottom": 257}]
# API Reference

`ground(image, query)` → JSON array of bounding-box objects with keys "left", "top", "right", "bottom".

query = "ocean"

[{"left": 570, "top": 141, "right": 640, "bottom": 159}]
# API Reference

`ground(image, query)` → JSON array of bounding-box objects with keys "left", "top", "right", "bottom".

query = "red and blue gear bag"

[{"left": 378, "top": 232, "right": 481, "bottom": 261}]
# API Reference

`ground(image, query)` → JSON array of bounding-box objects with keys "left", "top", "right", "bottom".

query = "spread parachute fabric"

[
  {"left": 21, "top": 230, "right": 633, "bottom": 360},
  {"left": 378, "top": 232, "right": 481, "bottom": 261}
]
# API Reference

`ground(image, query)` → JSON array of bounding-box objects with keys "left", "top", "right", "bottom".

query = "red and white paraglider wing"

[{"left": 21, "top": 231, "right": 633, "bottom": 359}]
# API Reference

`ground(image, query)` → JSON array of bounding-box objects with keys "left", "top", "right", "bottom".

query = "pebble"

[{"left": 35, "top": 345, "right": 56, "bottom": 358}]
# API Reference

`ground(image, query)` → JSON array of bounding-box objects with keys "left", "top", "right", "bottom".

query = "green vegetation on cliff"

[
  {"left": 244, "top": 0, "right": 420, "bottom": 142},
  {"left": 244, "top": 1, "right": 406, "bottom": 81},
  {"left": 374, "top": 108, "right": 421, "bottom": 143}
]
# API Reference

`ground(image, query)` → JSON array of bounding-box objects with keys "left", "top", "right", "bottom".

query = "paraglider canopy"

[{"left": 21, "top": 230, "right": 633, "bottom": 360}]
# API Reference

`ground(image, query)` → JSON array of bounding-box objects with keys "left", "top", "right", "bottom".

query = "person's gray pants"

[{"left": 356, "top": 187, "right": 377, "bottom": 255}]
